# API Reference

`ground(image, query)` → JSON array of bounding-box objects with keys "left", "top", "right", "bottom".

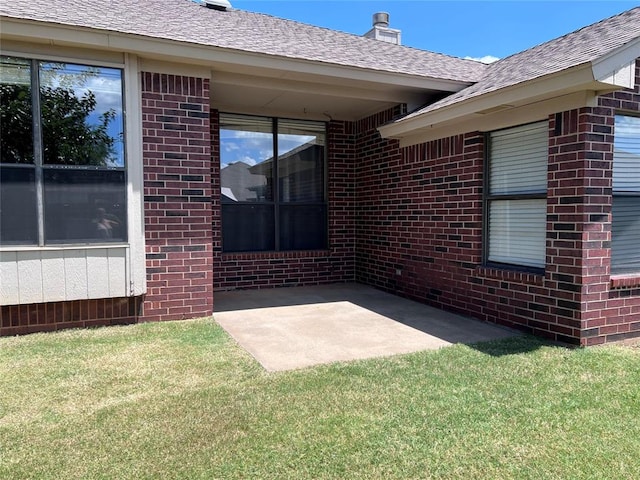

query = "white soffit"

[{"left": 379, "top": 64, "right": 596, "bottom": 140}]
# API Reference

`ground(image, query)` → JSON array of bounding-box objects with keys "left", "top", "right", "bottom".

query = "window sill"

[
  {"left": 0, "top": 243, "right": 129, "bottom": 253},
  {"left": 610, "top": 274, "right": 640, "bottom": 290},
  {"left": 221, "top": 249, "right": 331, "bottom": 261},
  {"left": 476, "top": 266, "right": 544, "bottom": 285}
]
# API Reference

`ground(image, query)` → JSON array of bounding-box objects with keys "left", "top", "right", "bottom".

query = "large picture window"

[
  {"left": 485, "top": 122, "right": 548, "bottom": 270},
  {"left": 220, "top": 114, "right": 327, "bottom": 252},
  {"left": 612, "top": 114, "right": 640, "bottom": 274},
  {"left": 0, "top": 56, "right": 126, "bottom": 245}
]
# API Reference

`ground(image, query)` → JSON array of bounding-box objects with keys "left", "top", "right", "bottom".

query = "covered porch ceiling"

[{"left": 210, "top": 66, "right": 452, "bottom": 122}]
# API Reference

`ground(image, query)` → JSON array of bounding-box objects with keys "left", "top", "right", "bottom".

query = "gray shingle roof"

[
  {"left": 0, "top": 0, "right": 487, "bottom": 83},
  {"left": 399, "top": 6, "right": 640, "bottom": 121}
]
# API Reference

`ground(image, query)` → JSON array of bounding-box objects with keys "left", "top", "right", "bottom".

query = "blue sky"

[{"left": 232, "top": 1, "right": 637, "bottom": 61}]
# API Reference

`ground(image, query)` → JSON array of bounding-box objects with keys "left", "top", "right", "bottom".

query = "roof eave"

[
  {"left": 381, "top": 41, "right": 639, "bottom": 146},
  {"left": 591, "top": 36, "right": 640, "bottom": 89},
  {"left": 0, "top": 15, "right": 475, "bottom": 93}
]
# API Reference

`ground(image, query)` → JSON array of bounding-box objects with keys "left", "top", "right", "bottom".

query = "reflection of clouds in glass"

[
  {"left": 41, "top": 63, "right": 123, "bottom": 116},
  {"left": 83, "top": 75, "right": 123, "bottom": 113},
  {"left": 224, "top": 142, "right": 240, "bottom": 152},
  {"left": 0, "top": 58, "right": 31, "bottom": 85},
  {"left": 615, "top": 116, "right": 640, "bottom": 154},
  {"left": 237, "top": 156, "right": 258, "bottom": 166},
  {"left": 221, "top": 129, "right": 273, "bottom": 165}
]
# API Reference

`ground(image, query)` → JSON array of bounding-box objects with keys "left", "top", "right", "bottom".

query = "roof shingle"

[{"left": 1, "top": 0, "right": 487, "bottom": 83}]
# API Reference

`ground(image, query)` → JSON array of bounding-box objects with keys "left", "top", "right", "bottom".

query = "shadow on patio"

[{"left": 213, "top": 283, "right": 523, "bottom": 371}]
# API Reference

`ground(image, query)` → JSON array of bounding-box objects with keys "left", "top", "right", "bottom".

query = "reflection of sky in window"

[
  {"left": 220, "top": 129, "right": 272, "bottom": 169},
  {"left": 40, "top": 63, "right": 124, "bottom": 167},
  {"left": 615, "top": 115, "right": 640, "bottom": 154},
  {"left": 220, "top": 130, "right": 316, "bottom": 169},
  {"left": 614, "top": 115, "right": 640, "bottom": 192}
]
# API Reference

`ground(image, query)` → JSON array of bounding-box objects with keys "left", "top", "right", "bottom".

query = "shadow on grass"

[{"left": 469, "top": 334, "right": 568, "bottom": 357}]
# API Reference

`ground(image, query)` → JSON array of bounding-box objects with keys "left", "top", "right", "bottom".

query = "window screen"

[{"left": 0, "top": 56, "right": 126, "bottom": 246}]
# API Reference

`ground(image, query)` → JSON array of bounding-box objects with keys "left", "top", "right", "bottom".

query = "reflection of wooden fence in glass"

[{"left": 0, "top": 56, "right": 126, "bottom": 245}]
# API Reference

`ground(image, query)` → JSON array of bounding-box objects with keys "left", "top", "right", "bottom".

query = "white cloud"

[
  {"left": 224, "top": 142, "right": 240, "bottom": 152},
  {"left": 464, "top": 55, "right": 500, "bottom": 64},
  {"left": 238, "top": 155, "right": 258, "bottom": 166}
]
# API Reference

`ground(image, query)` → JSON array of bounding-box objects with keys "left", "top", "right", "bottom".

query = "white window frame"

[{"left": 0, "top": 50, "right": 145, "bottom": 304}]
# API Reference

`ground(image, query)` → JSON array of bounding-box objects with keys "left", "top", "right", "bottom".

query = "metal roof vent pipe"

[
  {"left": 373, "top": 12, "right": 390, "bottom": 28},
  {"left": 364, "top": 12, "right": 401, "bottom": 45},
  {"left": 202, "top": 0, "right": 232, "bottom": 11}
]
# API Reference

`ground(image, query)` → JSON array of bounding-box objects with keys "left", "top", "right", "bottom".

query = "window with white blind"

[
  {"left": 486, "top": 122, "right": 548, "bottom": 269},
  {"left": 612, "top": 115, "right": 640, "bottom": 274}
]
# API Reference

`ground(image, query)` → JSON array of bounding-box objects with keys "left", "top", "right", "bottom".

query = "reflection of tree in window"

[
  {"left": 0, "top": 57, "right": 33, "bottom": 164},
  {"left": 40, "top": 85, "right": 116, "bottom": 166},
  {"left": 40, "top": 63, "right": 122, "bottom": 167},
  {"left": 0, "top": 62, "right": 120, "bottom": 167},
  {"left": 0, "top": 56, "right": 127, "bottom": 245}
]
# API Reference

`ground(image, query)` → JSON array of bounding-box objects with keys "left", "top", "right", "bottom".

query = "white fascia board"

[
  {"left": 591, "top": 37, "right": 640, "bottom": 89},
  {"left": 0, "top": 17, "right": 471, "bottom": 93},
  {"left": 397, "top": 90, "right": 600, "bottom": 147},
  {"left": 379, "top": 63, "right": 598, "bottom": 140}
]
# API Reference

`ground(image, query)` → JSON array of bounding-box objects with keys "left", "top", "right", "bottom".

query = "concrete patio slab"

[{"left": 214, "top": 283, "right": 520, "bottom": 372}]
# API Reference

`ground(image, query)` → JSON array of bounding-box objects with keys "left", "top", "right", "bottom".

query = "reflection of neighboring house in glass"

[
  {"left": 248, "top": 141, "right": 323, "bottom": 202},
  {"left": 222, "top": 141, "right": 323, "bottom": 203},
  {"left": 221, "top": 161, "right": 268, "bottom": 202}
]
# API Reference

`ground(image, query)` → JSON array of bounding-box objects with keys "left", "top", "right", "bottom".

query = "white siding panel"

[
  {"left": 0, "top": 251, "right": 19, "bottom": 305},
  {"left": 108, "top": 249, "right": 127, "bottom": 297},
  {"left": 40, "top": 250, "right": 66, "bottom": 302},
  {"left": 1, "top": 246, "right": 131, "bottom": 305},
  {"left": 63, "top": 250, "right": 88, "bottom": 299},
  {"left": 87, "top": 249, "right": 110, "bottom": 298},
  {"left": 17, "top": 251, "right": 44, "bottom": 304}
]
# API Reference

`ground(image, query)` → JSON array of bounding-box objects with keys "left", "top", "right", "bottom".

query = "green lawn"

[{"left": 1, "top": 319, "right": 639, "bottom": 479}]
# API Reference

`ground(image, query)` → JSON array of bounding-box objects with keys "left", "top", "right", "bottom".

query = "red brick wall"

[
  {"left": 355, "top": 62, "right": 640, "bottom": 345},
  {"left": 141, "top": 72, "right": 213, "bottom": 321},
  {"left": 579, "top": 59, "right": 640, "bottom": 344},
  {"left": 355, "top": 110, "right": 587, "bottom": 342},
  {"left": 0, "top": 298, "right": 140, "bottom": 336},
  {"left": 212, "top": 114, "right": 356, "bottom": 290},
  {"left": 356, "top": 108, "right": 496, "bottom": 325}
]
